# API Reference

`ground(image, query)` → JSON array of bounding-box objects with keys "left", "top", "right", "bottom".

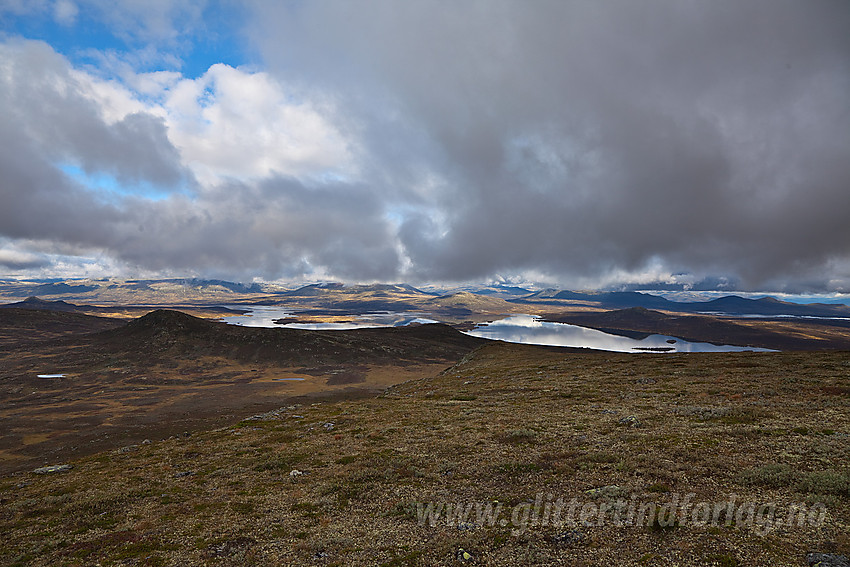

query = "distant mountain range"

[
  {"left": 1, "top": 278, "right": 849, "bottom": 319},
  {"left": 0, "top": 278, "right": 274, "bottom": 305},
  {"left": 514, "top": 289, "right": 850, "bottom": 318}
]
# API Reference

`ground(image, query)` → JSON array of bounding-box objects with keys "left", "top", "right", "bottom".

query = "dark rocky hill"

[
  {"left": 0, "top": 296, "right": 84, "bottom": 313},
  {"left": 101, "top": 309, "right": 487, "bottom": 367}
]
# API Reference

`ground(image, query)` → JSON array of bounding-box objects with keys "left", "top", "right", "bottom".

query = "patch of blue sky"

[
  {"left": 1, "top": 1, "right": 255, "bottom": 80},
  {"left": 180, "top": 3, "right": 255, "bottom": 78},
  {"left": 2, "top": 9, "right": 106, "bottom": 53},
  {"left": 58, "top": 163, "right": 184, "bottom": 202},
  {"left": 383, "top": 206, "right": 407, "bottom": 227}
]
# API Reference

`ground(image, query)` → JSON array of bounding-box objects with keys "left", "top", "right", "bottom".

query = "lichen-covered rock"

[{"left": 32, "top": 464, "right": 73, "bottom": 474}]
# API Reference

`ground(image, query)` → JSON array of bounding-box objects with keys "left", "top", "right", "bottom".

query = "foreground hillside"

[{"left": 2, "top": 343, "right": 848, "bottom": 566}]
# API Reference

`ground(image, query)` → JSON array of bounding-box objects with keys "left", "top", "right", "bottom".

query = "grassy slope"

[{"left": 1, "top": 343, "right": 848, "bottom": 566}]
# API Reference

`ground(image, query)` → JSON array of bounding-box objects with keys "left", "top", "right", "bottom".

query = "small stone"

[
  {"left": 807, "top": 553, "right": 850, "bottom": 567},
  {"left": 174, "top": 470, "right": 194, "bottom": 478},
  {"left": 322, "top": 422, "right": 335, "bottom": 431},
  {"left": 549, "top": 530, "right": 585, "bottom": 546},
  {"left": 618, "top": 415, "right": 642, "bottom": 428},
  {"left": 32, "top": 464, "right": 73, "bottom": 474}
]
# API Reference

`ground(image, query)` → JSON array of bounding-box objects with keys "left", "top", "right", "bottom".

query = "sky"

[{"left": 1, "top": 1, "right": 849, "bottom": 292}]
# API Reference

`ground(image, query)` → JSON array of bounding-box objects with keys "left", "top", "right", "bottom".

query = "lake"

[
  {"left": 221, "top": 308, "right": 774, "bottom": 352},
  {"left": 463, "top": 315, "right": 775, "bottom": 353},
  {"left": 220, "top": 306, "right": 438, "bottom": 329}
]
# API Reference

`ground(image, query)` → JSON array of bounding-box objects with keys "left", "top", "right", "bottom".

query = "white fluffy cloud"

[
  {"left": 1, "top": 39, "right": 358, "bottom": 187},
  {"left": 0, "top": 38, "right": 396, "bottom": 281},
  {"left": 89, "top": 61, "right": 359, "bottom": 185},
  {"left": 163, "top": 64, "right": 358, "bottom": 184}
]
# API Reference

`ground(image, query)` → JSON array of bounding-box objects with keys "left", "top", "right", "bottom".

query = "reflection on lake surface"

[
  {"left": 220, "top": 306, "right": 438, "bottom": 329},
  {"left": 222, "top": 309, "right": 775, "bottom": 352},
  {"left": 220, "top": 306, "right": 292, "bottom": 327},
  {"left": 464, "top": 315, "right": 775, "bottom": 353}
]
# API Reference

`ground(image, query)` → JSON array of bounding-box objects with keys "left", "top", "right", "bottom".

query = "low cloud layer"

[{"left": 1, "top": 2, "right": 850, "bottom": 290}]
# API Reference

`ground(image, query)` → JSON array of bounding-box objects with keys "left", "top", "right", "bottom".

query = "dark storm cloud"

[{"left": 251, "top": 0, "right": 850, "bottom": 289}]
